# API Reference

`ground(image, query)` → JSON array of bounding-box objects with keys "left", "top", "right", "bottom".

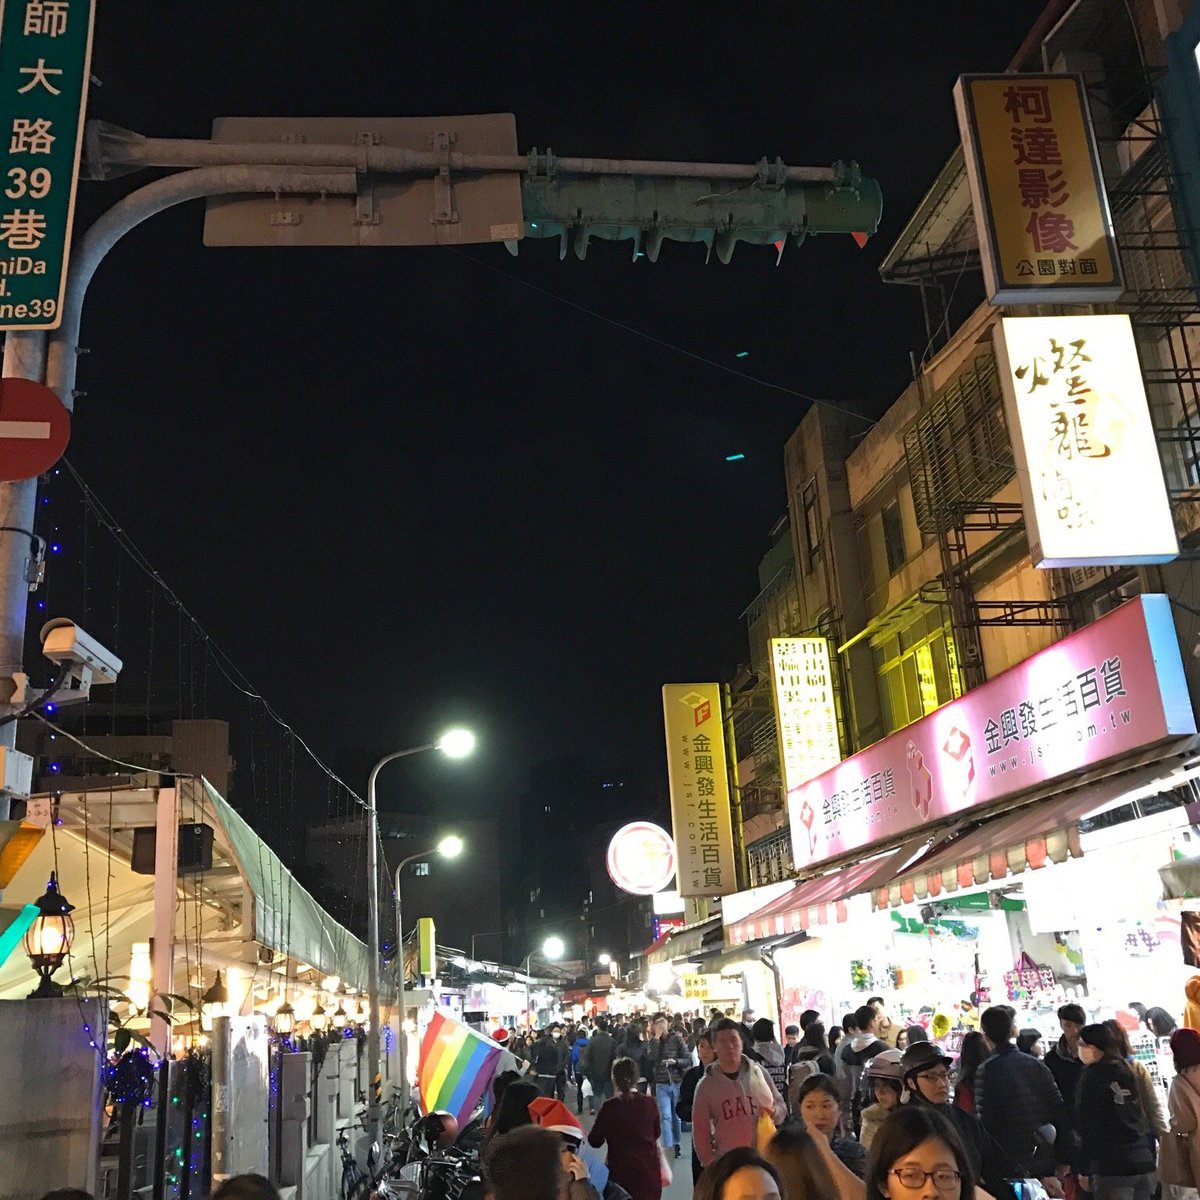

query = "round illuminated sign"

[{"left": 606, "top": 822, "right": 676, "bottom": 896}]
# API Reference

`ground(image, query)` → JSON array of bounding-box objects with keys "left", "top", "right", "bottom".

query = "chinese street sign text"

[
  {"left": 662, "top": 683, "right": 737, "bottom": 898},
  {"left": 954, "top": 74, "right": 1122, "bottom": 305},
  {"left": 770, "top": 637, "right": 842, "bottom": 794},
  {"left": 994, "top": 314, "right": 1177, "bottom": 567},
  {"left": 0, "top": 0, "right": 94, "bottom": 329}
]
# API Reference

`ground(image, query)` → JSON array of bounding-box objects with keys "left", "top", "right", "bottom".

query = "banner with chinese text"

[
  {"left": 954, "top": 74, "right": 1122, "bottom": 304},
  {"left": 788, "top": 595, "right": 1194, "bottom": 873},
  {"left": 994, "top": 314, "right": 1177, "bottom": 567},
  {"left": 0, "top": 0, "right": 94, "bottom": 329},
  {"left": 770, "top": 637, "right": 842, "bottom": 794},
  {"left": 662, "top": 683, "right": 737, "bottom": 897}
]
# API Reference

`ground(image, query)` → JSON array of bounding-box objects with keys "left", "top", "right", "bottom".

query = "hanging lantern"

[
  {"left": 274, "top": 1001, "right": 296, "bottom": 1037},
  {"left": 310, "top": 1001, "right": 328, "bottom": 1033},
  {"left": 200, "top": 971, "right": 229, "bottom": 1031},
  {"left": 332, "top": 1001, "right": 348, "bottom": 1029},
  {"left": 24, "top": 872, "right": 75, "bottom": 999}
]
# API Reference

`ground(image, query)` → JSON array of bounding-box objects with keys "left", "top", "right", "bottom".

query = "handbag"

[
  {"left": 1158, "top": 1130, "right": 1195, "bottom": 1189},
  {"left": 658, "top": 1145, "right": 673, "bottom": 1188}
]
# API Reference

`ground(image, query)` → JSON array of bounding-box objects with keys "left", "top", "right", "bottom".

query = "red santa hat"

[
  {"left": 492, "top": 1027, "right": 511, "bottom": 1044},
  {"left": 527, "top": 1097, "right": 584, "bottom": 1145}
]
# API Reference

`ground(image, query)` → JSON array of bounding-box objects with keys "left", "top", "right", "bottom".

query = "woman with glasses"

[{"left": 865, "top": 1107, "right": 974, "bottom": 1200}]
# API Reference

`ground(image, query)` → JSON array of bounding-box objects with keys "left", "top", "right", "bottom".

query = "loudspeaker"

[{"left": 130, "top": 823, "right": 215, "bottom": 875}]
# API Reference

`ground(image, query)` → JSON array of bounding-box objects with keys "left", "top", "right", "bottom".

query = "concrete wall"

[{"left": 0, "top": 998, "right": 105, "bottom": 1200}]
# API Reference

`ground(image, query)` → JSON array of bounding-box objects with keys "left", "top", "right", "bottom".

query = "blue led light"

[
  {"left": 49, "top": 762, "right": 60, "bottom": 773},
  {"left": 725, "top": 453, "right": 746, "bottom": 462},
  {"left": 44, "top": 703, "right": 55, "bottom": 713},
  {"left": 36, "top": 600, "right": 45, "bottom": 609},
  {"left": 50, "top": 543, "right": 60, "bottom": 553}
]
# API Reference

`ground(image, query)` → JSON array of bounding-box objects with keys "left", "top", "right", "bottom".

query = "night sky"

[{"left": 38, "top": 2, "right": 1047, "bottom": 825}]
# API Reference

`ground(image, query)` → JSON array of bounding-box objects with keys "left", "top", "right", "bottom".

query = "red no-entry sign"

[{"left": 0, "top": 377, "right": 70, "bottom": 481}]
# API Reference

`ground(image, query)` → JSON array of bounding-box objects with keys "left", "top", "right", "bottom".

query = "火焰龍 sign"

[
  {"left": 0, "top": 0, "right": 95, "bottom": 329},
  {"left": 0, "top": 376, "right": 68, "bottom": 480}
]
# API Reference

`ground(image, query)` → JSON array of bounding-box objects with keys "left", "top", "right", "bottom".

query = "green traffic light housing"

[{"left": 516, "top": 157, "right": 882, "bottom": 263}]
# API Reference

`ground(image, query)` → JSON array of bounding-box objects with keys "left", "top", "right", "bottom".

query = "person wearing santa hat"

[{"left": 528, "top": 1097, "right": 604, "bottom": 1200}]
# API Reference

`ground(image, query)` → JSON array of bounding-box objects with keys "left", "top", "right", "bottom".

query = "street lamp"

[
  {"left": 365, "top": 731, "right": 474, "bottom": 1146},
  {"left": 24, "top": 872, "right": 74, "bottom": 999},
  {"left": 393, "top": 831, "right": 464, "bottom": 1118},
  {"left": 524, "top": 935, "right": 564, "bottom": 1026},
  {"left": 598, "top": 953, "right": 612, "bottom": 967}
]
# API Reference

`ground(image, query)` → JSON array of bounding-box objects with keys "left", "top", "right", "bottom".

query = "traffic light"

[{"left": 515, "top": 158, "right": 882, "bottom": 263}]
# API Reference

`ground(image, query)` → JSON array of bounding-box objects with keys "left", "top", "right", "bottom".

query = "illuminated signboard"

[
  {"left": 994, "top": 314, "right": 1178, "bottom": 568},
  {"left": 788, "top": 595, "right": 1194, "bottom": 872},
  {"left": 770, "top": 637, "right": 842, "bottom": 793},
  {"left": 954, "top": 74, "right": 1122, "bottom": 305},
  {"left": 606, "top": 821, "right": 676, "bottom": 896},
  {"left": 662, "top": 683, "right": 738, "bottom": 897}
]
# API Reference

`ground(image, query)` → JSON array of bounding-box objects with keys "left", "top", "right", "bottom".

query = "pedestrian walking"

[
  {"left": 751, "top": 1018, "right": 789, "bottom": 1101},
  {"left": 1076, "top": 1022, "right": 1157, "bottom": 1200},
  {"left": 859, "top": 1048, "right": 904, "bottom": 1151},
  {"left": 974, "top": 1005, "right": 1067, "bottom": 1180},
  {"left": 645, "top": 1013, "right": 689, "bottom": 1160},
  {"left": 588, "top": 1057, "right": 663, "bottom": 1200},
  {"left": 1162, "top": 1028, "right": 1200, "bottom": 1194},
  {"left": 572, "top": 1027, "right": 590, "bottom": 1115},
  {"left": 532, "top": 1027, "right": 565, "bottom": 1098},
  {"left": 834, "top": 1004, "right": 889, "bottom": 1134},
  {"left": 679, "top": 1030, "right": 716, "bottom": 1184},
  {"left": 952, "top": 1032, "right": 986, "bottom": 1115},
  {"left": 692, "top": 1019, "right": 786, "bottom": 1168},
  {"left": 793, "top": 1074, "right": 866, "bottom": 1179},
  {"left": 584, "top": 1017, "right": 617, "bottom": 1114}
]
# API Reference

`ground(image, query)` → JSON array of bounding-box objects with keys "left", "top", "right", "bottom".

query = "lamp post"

[
  {"left": 366, "top": 728, "right": 474, "bottom": 1146},
  {"left": 24, "top": 872, "right": 75, "bottom": 999},
  {"left": 524, "top": 935, "right": 564, "bottom": 1028},
  {"left": 393, "top": 832, "right": 463, "bottom": 1118}
]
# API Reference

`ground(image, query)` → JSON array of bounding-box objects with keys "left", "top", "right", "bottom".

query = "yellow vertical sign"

[
  {"left": 417, "top": 916, "right": 437, "bottom": 977},
  {"left": 954, "top": 74, "right": 1122, "bottom": 304},
  {"left": 769, "top": 638, "right": 842, "bottom": 794},
  {"left": 662, "top": 683, "right": 737, "bottom": 897}
]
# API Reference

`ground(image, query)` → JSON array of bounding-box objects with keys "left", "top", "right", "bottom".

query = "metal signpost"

[{"left": 0, "top": 0, "right": 94, "bottom": 328}]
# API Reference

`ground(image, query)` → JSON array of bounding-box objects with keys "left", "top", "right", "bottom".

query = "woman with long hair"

[
  {"left": 694, "top": 1148, "right": 782, "bottom": 1200},
  {"left": 588, "top": 1057, "right": 661, "bottom": 1200},
  {"left": 491, "top": 1079, "right": 542, "bottom": 1136},
  {"left": 1102, "top": 1020, "right": 1167, "bottom": 1137},
  {"left": 1076, "top": 1023, "right": 1156, "bottom": 1200},
  {"left": 952, "top": 1032, "right": 985, "bottom": 1114},
  {"left": 794, "top": 1074, "right": 866, "bottom": 1178},
  {"left": 865, "top": 1106, "right": 975, "bottom": 1200},
  {"left": 766, "top": 1122, "right": 866, "bottom": 1200}
]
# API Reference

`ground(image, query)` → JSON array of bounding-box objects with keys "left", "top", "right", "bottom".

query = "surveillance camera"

[{"left": 40, "top": 618, "right": 122, "bottom": 689}]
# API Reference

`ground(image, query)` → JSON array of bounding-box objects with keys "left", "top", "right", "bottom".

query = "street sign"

[
  {"left": 203, "top": 115, "right": 524, "bottom": 248},
  {"left": 0, "top": 376, "right": 69, "bottom": 480},
  {"left": 0, "top": 0, "right": 95, "bottom": 329}
]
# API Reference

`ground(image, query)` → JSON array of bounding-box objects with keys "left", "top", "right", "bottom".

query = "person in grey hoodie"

[
  {"left": 750, "top": 1018, "right": 788, "bottom": 1099},
  {"left": 691, "top": 1018, "right": 787, "bottom": 1167}
]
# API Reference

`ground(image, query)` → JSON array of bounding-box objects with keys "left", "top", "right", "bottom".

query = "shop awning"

[
  {"left": 728, "top": 841, "right": 925, "bottom": 944},
  {"left": 647, "top": 916, "right": 720, "bottom": 966},
  {"left": 871, "top": 759, "right": 1176, "bottom": 909}
]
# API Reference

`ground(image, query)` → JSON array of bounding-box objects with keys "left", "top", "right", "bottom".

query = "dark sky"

[{"left": 41, "top": 2, "right": 1047, "bottom": 818}]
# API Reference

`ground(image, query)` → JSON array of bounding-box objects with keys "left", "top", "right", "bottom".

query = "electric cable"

[{"left": 0, "top": 660, "right": 72, "bottom": 729}]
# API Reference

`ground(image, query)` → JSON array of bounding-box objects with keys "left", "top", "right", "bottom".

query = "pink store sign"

[{"left": 789, "top": 594, "right": 1195, "bottom": 872}]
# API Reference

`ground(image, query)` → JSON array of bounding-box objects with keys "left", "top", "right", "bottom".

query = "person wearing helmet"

[
  {"left": 901, "top": 1041, "right": 1031, "bottom": 1200},
  {"left": 860, "top": 1048, "right": 904, "bottom": 1150}
]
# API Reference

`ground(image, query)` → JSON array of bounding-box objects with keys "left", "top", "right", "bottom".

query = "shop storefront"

[{"left": 722, "top": 594, "right": 1200, "bottom": 1048}]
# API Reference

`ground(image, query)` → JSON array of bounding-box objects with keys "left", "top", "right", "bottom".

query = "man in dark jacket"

[
  {"left": 976, "top": 1005, "right": 1068, "bottom": 1179},
  {"left": 646, "top": 1014, "right": 690, "bottom": 1159},
  {"left": 1044, "top": 1004, "right": 1085, "bottom": 1128},
  {"left": 835, "top": 1004, "right": 888, "bottom": 1133},
  {"left": 531, "top": 1027, "right": 565, "bottom": 1098},
  {"left": 582, "top": 1018, "right": 616, "bottom": 1115}
]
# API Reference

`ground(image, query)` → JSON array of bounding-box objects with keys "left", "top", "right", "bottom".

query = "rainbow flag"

[{"left": 417, "top": 1011, "right": 502, "bottom": 1124}]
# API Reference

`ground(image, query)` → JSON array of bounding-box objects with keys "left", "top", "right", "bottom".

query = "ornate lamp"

[
  {"left": 310, "top": 1001, "right": 328, "bottom": 1033},
  {"left": 274, "top": 1001, "right": 296, "bottom": 1037},
  {"left": 332, "top": 1000, "right": 348, "bottom": 1029},
  {"left": 200, "top": 970, "right": 228, "bottom": 1031},
  {"left": 24, "top": 872, "right": 74, "bottom": 999}
]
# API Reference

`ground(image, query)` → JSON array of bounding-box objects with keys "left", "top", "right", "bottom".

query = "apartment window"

[
  {"left": 872, "top": 610, "right": 961, "bottom": 734},
  {"left": 802, "top": 478, "right": 821, "bottom": 570},
  {"left": 882, "top": 501, "right": 907, "bottom": 575},
  {"left": 413, "top": 862, "right": 430, "bottom": 876}
]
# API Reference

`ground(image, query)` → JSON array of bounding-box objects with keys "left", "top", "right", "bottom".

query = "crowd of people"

[{"left": 480, "top": 995, "right": 1200, "bottom": 1200}]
